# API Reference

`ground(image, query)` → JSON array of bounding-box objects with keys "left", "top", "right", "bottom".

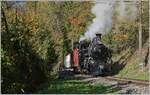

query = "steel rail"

[{"left": 104, "top": 76, "right": 149, "bottom": 86}]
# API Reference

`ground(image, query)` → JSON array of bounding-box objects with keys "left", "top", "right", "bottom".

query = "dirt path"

[{"left": 59, "top": 69, "right": 149, "bottom": 94}]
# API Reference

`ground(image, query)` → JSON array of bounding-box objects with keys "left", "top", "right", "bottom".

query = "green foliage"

[
  {"left": 1, "top": 2, "right": 57, "bottom": 93},
  {"left": 38, "top": 80, "right": 119, "bottom": 94},
  {"left": 1, "top": 1, "right": 93, "bottom": 93},
  {"left": 1, "top": 48, "right": 22, "bottom": 93}
]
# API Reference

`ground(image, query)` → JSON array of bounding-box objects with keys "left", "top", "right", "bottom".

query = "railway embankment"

[{"left": 112, "top": 40, "right": 149, "bottom": 80}]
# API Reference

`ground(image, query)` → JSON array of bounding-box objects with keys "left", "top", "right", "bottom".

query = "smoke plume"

[
  {"left": 79, "top": 0, "right": 115, "bottom": 41},
  {"left": 118, "top": 0, "right": 126, "bottom": 17},
  {"left": 79, "top": 0, "right": 138, "bottom": 42}
]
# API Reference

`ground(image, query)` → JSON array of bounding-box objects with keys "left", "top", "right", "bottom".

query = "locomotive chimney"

[{"left": 95, "top": 33, "right": 102, "bottom": 41}]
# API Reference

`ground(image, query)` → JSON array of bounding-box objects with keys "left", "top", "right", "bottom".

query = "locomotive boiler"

[{"left": 73, "top": 33, "right": 112, "bottom": 76}]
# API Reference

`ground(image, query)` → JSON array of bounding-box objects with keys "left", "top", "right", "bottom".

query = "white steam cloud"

[
  {"left": 79, "top": 0, "right": 115, "bottom": 41},
  {"left": 119, "top": 0, "right": 126, "bottom": 17},
  {"left": 79, "top": 0, "right": 138, "bottom": 42}
]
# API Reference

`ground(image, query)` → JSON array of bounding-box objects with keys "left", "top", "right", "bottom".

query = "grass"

[
  {"left": 116, "top": 66, "right": 149, "bottom": 80},
  {"left": 37, "top": 79, "right": 120, "bottom": 94}
]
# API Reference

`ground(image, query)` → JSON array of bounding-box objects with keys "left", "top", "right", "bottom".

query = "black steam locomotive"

[{"left": 77, "top": 34, "right": 112, "bottom": 76}]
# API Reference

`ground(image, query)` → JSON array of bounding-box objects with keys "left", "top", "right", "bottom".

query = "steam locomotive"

[{"left": 73, "top": 34, "right": 112, "bottom": 76}]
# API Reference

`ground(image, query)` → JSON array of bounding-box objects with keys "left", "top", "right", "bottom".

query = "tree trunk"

[{"left": 1, "top": 7, "right": 9, "bottom": 33}]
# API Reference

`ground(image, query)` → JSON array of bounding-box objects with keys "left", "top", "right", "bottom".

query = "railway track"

[
  {"left": 59, "top": 69, "right": 149, "bottom": 86},
  {"left": 73, "top": 74, "right": 149, "bottom": 86},
  {"left": 59, "top": 69, "right": 149, "bottom": 94},
  {"left": 104, "top": 76, "right": 149, "bottom": 86}
]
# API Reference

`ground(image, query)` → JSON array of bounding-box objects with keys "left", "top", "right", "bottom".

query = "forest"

[{"left": 1, "top": 1, "right": 149, "bottom": 94}]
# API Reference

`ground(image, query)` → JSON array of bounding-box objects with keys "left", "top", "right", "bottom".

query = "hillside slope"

[{"left": 112, "top": 40, "right": 149, "bottom": 80}]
